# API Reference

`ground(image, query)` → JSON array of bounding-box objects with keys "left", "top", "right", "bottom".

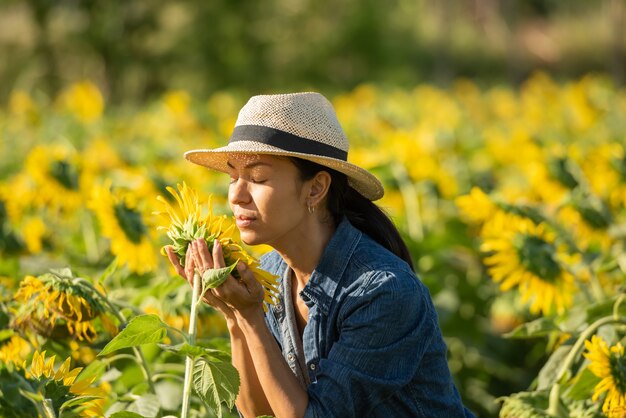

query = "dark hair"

[{"left": 289, "top": 158, "right": 414, "bottom": 271}]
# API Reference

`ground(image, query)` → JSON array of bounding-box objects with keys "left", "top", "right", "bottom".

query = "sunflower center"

[
  {"left": 515, "top": 235, "right": 561, "bottom": 282},
  {"left": 609, "top": 354, "right": 626, "bottom": 394},
  {"left": 114, "top": 203, "right": 147, "bottom": 244},
  {"left": 548, "top": 157, "right": 578, "bottom": 189},
  {"left": 49, "top": 160, "right": 79, "bottom": 190}
]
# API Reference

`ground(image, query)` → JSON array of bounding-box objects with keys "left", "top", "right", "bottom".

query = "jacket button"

[{"left": 309, "top": 363, "right": 316, "bottom": 371}]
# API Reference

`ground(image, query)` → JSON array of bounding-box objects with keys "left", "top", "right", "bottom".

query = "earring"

[{"left": 307, "top": 204, "right": 315, "bottom": 214}]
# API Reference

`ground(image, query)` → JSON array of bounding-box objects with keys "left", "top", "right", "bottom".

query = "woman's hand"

[
  {"left": 165, "top": 239, "right": 265, "bottom": 320},
  {"left": 164, "top": 240, "right": 234, "bottom": 320}
]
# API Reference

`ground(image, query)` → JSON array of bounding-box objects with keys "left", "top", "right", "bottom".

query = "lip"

[{"left": 235, "top": 214, "right": 256, "bottom": 228}]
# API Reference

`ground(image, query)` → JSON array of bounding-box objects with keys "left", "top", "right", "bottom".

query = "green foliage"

[
  {"left": 98, "top": 314, "right": 168, "bottom": 356},
  {"left": 193, "top": 357, "right": 240, "bottom": 417},
  {"left": 201, "top": 262, "right": 237, "bottom": 291}
]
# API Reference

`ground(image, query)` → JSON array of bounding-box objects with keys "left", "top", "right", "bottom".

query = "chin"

[{"left": 239, "top": 231, "right": 262, "bottom": 246}]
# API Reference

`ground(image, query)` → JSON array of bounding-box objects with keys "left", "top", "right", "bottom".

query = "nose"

[{"left": 228, "top": 178, "right": 251, "bottom": 206}]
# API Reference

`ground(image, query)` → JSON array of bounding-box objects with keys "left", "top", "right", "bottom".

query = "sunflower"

[
  {"left": 24, "top": 144, "right": 85, "bottom": 214},
  {"left": 480, "top": 210, "right": 577, "bottom": 316},
  {"left": 89, "top": 181, "right": 157, "bottom": 274},
  {"left": 21, "top": 216, "right": 47, "bottom": 254},
  {"left": 144, "top": 304, "right": 228, "bottom": 338},
  {"left": 455, "top": 187, "right": 497, "bottom": 224},
  {"left": 26, "top": 350, "right": 105, "bottom": 417},
  {"left": 557, "top": 206, "right": 613, "bottom": 252},
  {"left": 154, "top": 182, "right": 279, "bottom": 305},
  {"left": 55, "top": 80, "right": 104, "bottom": 123},
  {"left": 0, "top": 334, "right": 30, "bottom": 368},
  {"left": 11, "top": 270, "right": 117, "bottom": 342},
  {"left": 584, "top": 335, "right": 626, "bottom": 416}
]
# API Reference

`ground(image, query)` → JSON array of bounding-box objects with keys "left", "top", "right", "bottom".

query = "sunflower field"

[{"left": 1, "top": 73, "right": 626, "bottom": 417}]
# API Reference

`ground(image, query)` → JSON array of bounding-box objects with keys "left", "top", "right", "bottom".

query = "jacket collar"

[{"left": 300, "top": 217, "right": 361, "bottom": 314}]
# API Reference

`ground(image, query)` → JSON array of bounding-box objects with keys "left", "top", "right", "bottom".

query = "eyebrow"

[{"left": 226, "top": 160, "right": 272, "bottom": 170}]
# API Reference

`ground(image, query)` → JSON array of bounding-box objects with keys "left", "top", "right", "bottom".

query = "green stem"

[
  {"left": 75, "top": 279, "right": 158, "bottom": 399},
  {"left": 391, "top": 163, "right": 423, "bottom": 241},
  {"left": 588, "top": 269, "right": 606, "bottom": 302},
  {"left": 181, "top": 271, "right": 201, "bottom": 418},
  {"left": 81, "top": 211, "right": 99, "bottom": 263},
  {"left": 152, "top": 373, "right": 186, "bottom": 383},
  {"left": 164, "top": 323, "right": 188, "bottom": 342},
  {"left": 547, "top": 315, "right": 626, "bottom": 416},
  {"left": 614, "top": 294, "right": 626, "bottom": 320},
  {"left": 102, "top": 353, "right": 139, "bottom": 365},
  {"left": 42, "top": 399, "right": 56, "bottom": 418}
]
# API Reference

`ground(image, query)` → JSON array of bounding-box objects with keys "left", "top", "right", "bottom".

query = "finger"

[
  {"left": 237, "top": 262, "right": 261, "bottom": 291},
  {"left": 196, "top": 238, "right": 214, "bottom": 269},
  {"left": 202, "top": 289, "right": 230, "bottom": 311},
  {"left": 213, "top": 239, "right": 225, "bottom": 269},
  {"left": 165, "top": 246, "right": 186, "bottom": 278},
  {"left": 184, "top": 249, "right": 195, "bottom": 284},
  {"left": 190, "top": 240, "right": 203, "bottom": 270}
]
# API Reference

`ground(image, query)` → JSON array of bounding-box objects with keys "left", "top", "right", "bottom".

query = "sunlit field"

[{"left": 1, "top": 74, "right": 626, "bottom": 417}]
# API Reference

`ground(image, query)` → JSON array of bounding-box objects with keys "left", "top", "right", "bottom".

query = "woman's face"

[{"left": 227, "top": 154, "right": 309, "bottom": 248}]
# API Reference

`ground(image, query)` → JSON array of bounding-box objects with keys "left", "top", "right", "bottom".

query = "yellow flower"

[
  {"left": 144, "top": 305, "right": 228, "bottom": 338},
  {"left": 0, "top": 334, "right": 30, "bottom": 368},
  {"left": 155, "top": 182, "right": 279, "bottom": 305},
  {"left": 89, "top": 182, "right": 157, "bottom": 274},
  {"left": 21, "top": 216, "right": 47, "bottom": 254},
  {"left": 68, "top": 340, "right": 97, "bottom": 365},
  {"left": 27, "top": 350, "right": 105, "bottom": 417},
  {"left": 12, "top": 271, "right": 117, "bottom": 342},
  {"left": 24, "top": 144, "right": 85, "bottom": 214},
  {"left": 8, "top": 89, "right": 39, "bottom": 124},
  {"left": 480, "top": 211, "right": 576, "bottom": 316},
  {"left": 56, "top": 80, "right": 104, "bottom": 123},
  {"left": 556, "top": 206, "right": 613, "bottom": 252},
  {"left": 584, "top": 335, "right": 626, "bottom": 416},
  {"left": 455, "top": 187, "right": 497, "bottom": 224}
]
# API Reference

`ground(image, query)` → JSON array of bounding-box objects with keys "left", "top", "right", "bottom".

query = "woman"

[{"left": 166, "top": 92, "right": 475, "bottom": 417}]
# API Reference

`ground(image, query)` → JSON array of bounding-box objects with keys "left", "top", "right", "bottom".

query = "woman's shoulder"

[
  {"left": 352, "top": 233, "right": 414, "bottom": 277},
  {"left": 336, "top": 233, "right": 426, "bottom": 299}
]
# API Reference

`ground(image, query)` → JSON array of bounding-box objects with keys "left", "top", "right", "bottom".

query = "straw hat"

[{"left": 184, "top": 92, "right": 384, "bottom": 200}]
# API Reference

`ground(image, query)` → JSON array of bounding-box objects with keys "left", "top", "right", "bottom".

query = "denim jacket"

[{"left": 260, "top": 218, "right": 475, "bottom": 417}]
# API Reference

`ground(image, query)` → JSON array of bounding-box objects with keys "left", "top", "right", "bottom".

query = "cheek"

[{"left": 257, "top": 187, "right": 303, "bottom": 222}]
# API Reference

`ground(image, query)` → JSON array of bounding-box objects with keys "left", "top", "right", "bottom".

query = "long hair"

[{"left": 290, "top": 158, "right": 414, "bottom": 271}]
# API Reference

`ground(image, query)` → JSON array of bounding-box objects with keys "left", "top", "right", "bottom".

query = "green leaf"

[
  {"left": 0, "top": 329, "right": 14, "bottom": 342},
  {"left": 98, "top": 257, "right": 118, "bottom": 283},
  {"left": 537, "top": 343, "right": 572, "bottom": 390},
  {"left": 158, "top": 343, "right": 231, "bottom": 362},
  {"left": 59, "top": 396, "right": 102, "bottom": 412},
  {"left": 98, "top": 314, "right": 167, "bottom": 356},
  {"left": 565, "top": 368, "right": 601, "bottom": 401},
  {"left": 201, "top": 262, "right": 237, "bottom": 289},
  {"left": 127, "top": 394, "right": 160, "bottom": 418},
  {"left": 109, "top": 412, "right": 145, "bottom": 418},
  {"left": 498, "top": 390, "right": 565, "bottom": 418},
  {"left": 505, "top": 317, "right": 560, "bottom": 338},
  {"left": 193, "top": 357, "right": 240, "bottom": 417},
  {"left": 74, "top": 359, "right": 106, "bottom": 384}
]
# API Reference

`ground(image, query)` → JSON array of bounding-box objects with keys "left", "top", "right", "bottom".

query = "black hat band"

[{"left": 229, "top": 125, "right": 348, "bottom": 161}]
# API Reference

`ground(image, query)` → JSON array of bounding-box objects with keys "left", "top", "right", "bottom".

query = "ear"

[{"left": 307, "top": 171, "right": 332, "bottom": 207}]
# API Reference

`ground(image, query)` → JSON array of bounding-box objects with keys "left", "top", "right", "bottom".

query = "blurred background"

[
  {"left": 0, "top": 0, "right": 623, "bottom": 102},
  {"left": 1, "top": 1, "right": 625, "bottom": 417}
]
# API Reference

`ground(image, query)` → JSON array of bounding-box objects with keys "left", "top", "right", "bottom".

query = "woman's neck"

[{"left": 273, "top": 216, "right": 336, "bottom": 288}]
